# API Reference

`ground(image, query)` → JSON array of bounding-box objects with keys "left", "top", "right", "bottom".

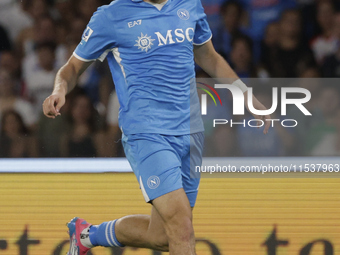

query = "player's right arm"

[
  {"left": 43, "top": 6, "right": 115, "bottom": 119},
  {"left": 42, "top": 56, "right": 93, "bottom": 119}
]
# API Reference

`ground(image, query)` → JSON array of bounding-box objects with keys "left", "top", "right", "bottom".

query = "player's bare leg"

[
  {"left": 152, "top": 188, "right": 196, "bottom": 255},
  {"left": 115, "top": 207, "right": 168, "bottom": 251},
  {"left": 68, "top": 188, "right": 195, "bottom": 255},
  {"left": 115, "top": 188, "right": 196, "bottom": 254}
]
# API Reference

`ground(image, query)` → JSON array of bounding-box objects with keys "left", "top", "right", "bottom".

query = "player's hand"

[
  {"left": 245, "top": 92, "right": 271, "bottom": 135},
  {"left": 251, "top": 112, "right": 271, "bottom": 135},
  {"left": 42, "top": 92, "right": 66, "bottom": 119}
]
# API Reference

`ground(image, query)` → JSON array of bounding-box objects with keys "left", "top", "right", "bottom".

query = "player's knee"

[
  {"left": 164, "top": 214, "right": 194, "bottom": 243},
  {"left": 152, "top": 234, "right": 169, "bottom": 252}
]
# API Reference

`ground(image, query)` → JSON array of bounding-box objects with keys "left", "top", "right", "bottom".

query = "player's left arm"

[{"left": 194, "top": 40, "right": 271, "bottom": 134}]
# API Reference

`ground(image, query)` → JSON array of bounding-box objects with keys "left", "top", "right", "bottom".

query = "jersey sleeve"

[
  {"left": 74, "top": 8, "right": 116, "bottom": 62},
  {"left": 193, "top": 0, "right": 212, "bottom": 46}
]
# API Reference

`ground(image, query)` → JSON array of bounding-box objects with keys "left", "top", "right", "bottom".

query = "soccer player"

[{"left": 43, "top": 0, "right": 270, "bottom": 254}]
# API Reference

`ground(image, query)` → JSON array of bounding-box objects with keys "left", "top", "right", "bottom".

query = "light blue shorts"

[{"left": 122, "top": 132, "right": 204, "bottom": 207}]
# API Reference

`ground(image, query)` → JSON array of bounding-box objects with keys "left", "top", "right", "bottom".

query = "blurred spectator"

[
  {"left": 195, "top": 70, "right": 235, "bottom": 157},
  {"left": 237, "top": 0, "right": 296, "bottom": 60},
  {"left": 37, "top": 113, "right": 70, "bottom": 157},
  {"left": 209, "top": 125, "right": 237, "bottom": 157},
  {"left": 26, "top": 0, "right": 51, "bottom": 21},
  {"left": 0, "top": 70, "right": 37, "bottom": 130},
  {"left": 66, "top": 41, "right": 113, "bottom": 115},
  {"left": 201, "top": 0, "right": 225, "bottom": 36},
  {"left": 261, "top": 22, "right": 279, "bottom": 66},
  {"left": 54, "top": 10, "right": 86, "bottom": 50},
  {"left": 0, "top": 0, "right": 33, "bottom": 42},
  {"left": 22, "top": 42, "right": 58, "bottom": 115},
  {"left": 0, "top": 25, "right": 12, "bottom": 52},
  {"left": 239, "top": 0, "right": 296, "bottom": 40},
  {"left": 286, "top": 67, "right": 324, "bottom": 155},
  {"left": 236, "top": 116, "right": 285, "bottom": 156},
  {"left": 0, "top": 0, "right": 339, "bottom": 158},
  {"left": 0, "top": 110, "right": 39, "bottom": 158},
  {"left": 37, "top": 88, "right": 73, "bottom": 157},
  {"left": 305, "top": 86, "right": 340, "bottom": 156},
  {"left": 15, "top": 0, "right": 51, "bottom": 58},
  {"left": 60, "top": 92, "right": 107, "bottom": 157},
  {"left": 75, "top": 0, "right": 101, "bottom": 22},
  {"left": 54, "top": 0, "right": 75, "bottom": 25},
  {"left": 213, "top": 1, "right": 245, "bottom": 58},
  {"left": 106, "top": 90, "right": 124, "bottom": 157},
  {"left": 310, "top": 0, "right": 337, "bottom": 65},
  {"left": 299, "top": 66, "right": 321, "bottom": 79},
  {"left": 78, "top": 61, "right": 113, "bottom": 114},
  {"left": 335, "top": 109, "right": 340, "bottom": 156},
  {"left": 236, "top": 90, "right": 294, "bottom": 156},
  {"left": 66, "top": 17, "right": 87, "bottom": 44},
  {"left": 262, "top": 9, "right": 316, "bottom": 77},
  {"left": 297, "top": 0, "right": 318, "bottom": 40},
  {"left": 262, "top": 21, "right": 280, "bottom": 47},
  {"left": 0, "top": 51, "right": 21, "bottom": 82},
  {"left": 17, "top": 15, "right": 67, "bottom": 65},
  {"left": 322, "top": 13, "right": 340, "bottom": 77},
  {"left": 322, "top": 52, "right": 340, "bottom": 77},
  {"left": 229, "top": 35, "right": 258, "bottom": 78}
]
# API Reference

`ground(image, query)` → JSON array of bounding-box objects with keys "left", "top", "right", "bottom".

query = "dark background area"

[{"left": 0, "top": 0, "right": 339, "bottom": 158}]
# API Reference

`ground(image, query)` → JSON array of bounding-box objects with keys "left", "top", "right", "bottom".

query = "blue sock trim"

[
  {"left": 88, "top": 220, "right": 124, "bottom": 247},
  {"left": 112, "top": 220, "right": 124, "bottom": 247},
  {"left": 89, "top": 225, "right": 99, "bottom": 246}
]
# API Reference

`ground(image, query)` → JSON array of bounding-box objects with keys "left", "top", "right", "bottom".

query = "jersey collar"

[{"left": 131, "top": 0, "right": 171, "bottom": 3}]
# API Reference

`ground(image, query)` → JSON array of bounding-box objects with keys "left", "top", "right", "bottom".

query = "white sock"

[{"left": 80, "top": 226, "right": 94, "bottom": 248}]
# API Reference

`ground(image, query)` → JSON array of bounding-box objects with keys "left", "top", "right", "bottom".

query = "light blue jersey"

[{"left": 74, "top": 0, "right": 212, "bottom": 135}]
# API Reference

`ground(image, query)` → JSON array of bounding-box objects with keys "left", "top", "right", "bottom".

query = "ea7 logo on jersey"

[
  {"left": 128, "top": 20, "right": 142, "bottom": 28},
  {"left": 82, "top": 26, "right": 94, "bottom": 42}
]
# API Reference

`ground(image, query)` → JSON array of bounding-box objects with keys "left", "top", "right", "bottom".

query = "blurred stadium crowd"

[{"left": 0, "top": 0, "right": 339, "bottom": 158}]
